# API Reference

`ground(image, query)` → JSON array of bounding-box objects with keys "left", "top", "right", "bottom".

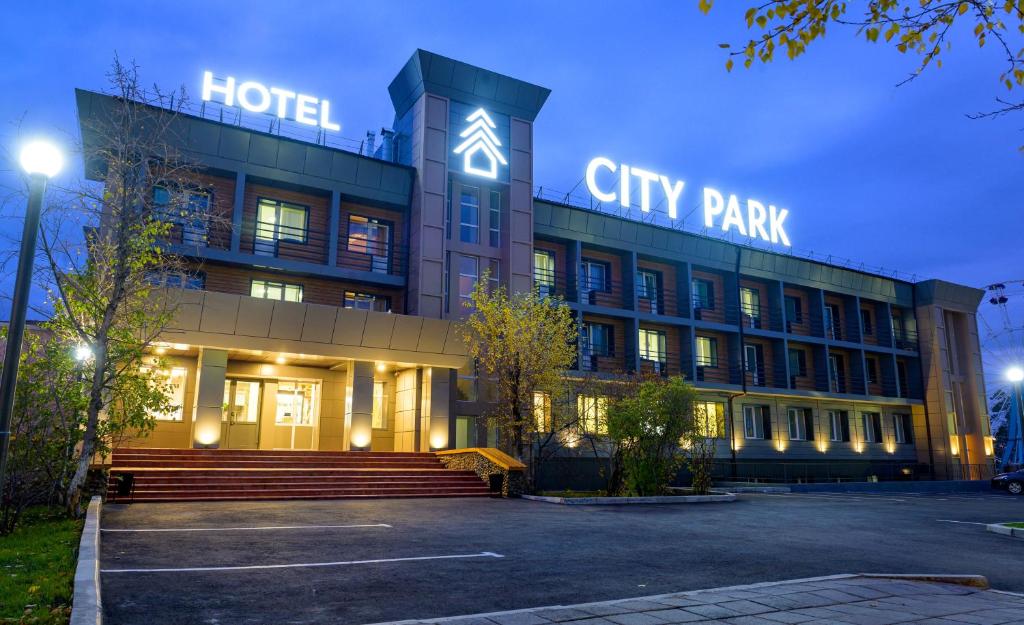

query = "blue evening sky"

[{"left": 1, "top": 1, "right": 1021, "bottom": 367}]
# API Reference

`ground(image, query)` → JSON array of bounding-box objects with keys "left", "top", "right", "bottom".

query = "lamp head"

[
  {"left": 1007, "top": 367, "right": 1024, "bottom": 383},
  {"left": 19, "top": 140, "right": 63, "bottom": 178}
]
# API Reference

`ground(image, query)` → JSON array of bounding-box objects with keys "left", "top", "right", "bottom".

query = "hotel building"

[{"left": 77, "top": 50, "right": 994, "bottom": 488}]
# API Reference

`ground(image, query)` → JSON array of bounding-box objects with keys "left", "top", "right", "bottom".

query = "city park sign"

[
  {"left": 584, "top": 156, "right": 792, "bottom": 247},
  {"left": 201, "top": 71, "right": 341, "bottom": 132}
]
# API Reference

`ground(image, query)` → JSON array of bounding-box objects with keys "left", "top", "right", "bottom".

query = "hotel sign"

[
  {"left": 585, "top": 156, "right": 791, "bottom": 247},
  {"left": 201, "top": 71, "right": 341, "bottom": 132}
]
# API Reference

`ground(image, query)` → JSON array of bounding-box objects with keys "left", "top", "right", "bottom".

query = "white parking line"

[
  {"left": 781, "top": 493, "right": 908, "bottom": 502},
  {"left": 936, "top": 519, "right": 988, "bottom": 525},
  {"left": 101, "top": 551, "right": 504, "bottom": 573},
  {"left": 101, "top": 523, "right": 391, "bottom": 533}
]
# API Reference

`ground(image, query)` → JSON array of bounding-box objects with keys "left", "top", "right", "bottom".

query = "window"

[
  {"left": 578, "top": 395, "right": 608, "bottom": 435},
  {"left": 744, "top": 343, "right": 763, "bottom": 385},
  {"left": 893, "top": 413, "right": 913, "bottom": 444},
  {"left": 692, "top": 278, "right": 714, "bottom": 310},
  {"left": 143, "top": 366, "right": 188, "bottom": 421},
  {"left": 787, "top": 407, "right": 814, "bottom": 441},
  {"left": 696, "top": 336, "right": 718, "bottom": 368},
  {"left": 788, "top": 348, "right": 807, "bottom": 377},
  {"left": 785, "top": 295, "right": 803, "bottom": 326},
  {"left": 695, "top": 401, "right": 725, "bottom": 438},
  {"left": 487, "top": 258, "right": 500, "bottom": 293},
  {"left": 897, "top": 360, "right": 909, "bottom": 397},
  {"left": 488, "top": 190, "right": 501, "bottom": 247},
  {"left": 255, "top": 198, "right": 308, "bottom": 255},
  {"left": 638, "top": 328, "right": 667, "bottom": 364},
  {"left": 459, "top": 186, "right": 480, "bottom": 243},
  {"left": 458, "top": 255, "right": 479, "bottom": 303},
  {"left": 372, "top": 381, "right": 387, "bottom": 429},
  {"left": 154, "top": 185, "right": 209, "bottom": 246},
  {"left": 861, "top": 412, "right": 883, "bottom": 443},
  {"left": 347, "top": 215, "right": 390, "bottom": 273},
  {"left": 251, "top": 279, "right": 303, "bottom": 303},
  {"left": 533, "top": 392, "right": 552, "bottom": 432},
  {"left": 743, "top": 405, "right": 771, "bottom": 440},
  {"left": 582, "top": 323, "right": 613, "bottom": 359},
  {"left": 148, "top": 270, "right": 205, "bottom": 290},
  {"left": 580, "top": 260, "right": 608, "bottom": 292},
  {"left": 828, "top": 410, "right": 850, "bottom": 442},
  {"left": 637, "top": 270, "right": 659, "bottom": 310},
  {"left": 828, "top": 353, "right": 846, "bottom": 393},
  {"left": 456, "top": 360, "right": 478, "bottom": 401},
  {"left": 824, "top": 303, "right": 841, "bottom": 340},
  {"left": 276, "top": 381, "right": 317, "bottom": 425},
  {"left": 534, "top": 249, "right": 555, "bottom": 297},
  {"left": 344, "top": 291, "right": 391, "bottom": 313},
  {"left": 865, "top": 357, "right": 879, "bottom": 385},
  {"left": 740, "top": 287, "right": 760, "bottom": 327},
  {"left": 861, "top": 309, "right": 874, "bottom": 336}
]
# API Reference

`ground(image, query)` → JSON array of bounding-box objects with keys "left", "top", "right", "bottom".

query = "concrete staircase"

[{"left": 105, "top": 448, "right": 492, "bottom": 502}]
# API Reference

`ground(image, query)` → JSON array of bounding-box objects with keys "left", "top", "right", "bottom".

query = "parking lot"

[{"left": 100, "top": 491, "right": 1024, "bottom": 625}]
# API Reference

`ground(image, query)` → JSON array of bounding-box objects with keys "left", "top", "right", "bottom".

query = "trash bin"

[
  {"left": 116, "top": 473, "right": 135, "bottom": 500},
  {"left": 487, "top": 473, "right": 504, "bottom": 497}
]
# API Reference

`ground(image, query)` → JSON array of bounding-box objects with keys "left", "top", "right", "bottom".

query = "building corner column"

[{"left": 345, "top": 360, "right": 375, "bottom": 450}]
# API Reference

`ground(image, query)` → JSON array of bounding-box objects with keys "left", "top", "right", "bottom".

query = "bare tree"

[{"left": 38, "top": 57, "right": 213, "bottom": 512}]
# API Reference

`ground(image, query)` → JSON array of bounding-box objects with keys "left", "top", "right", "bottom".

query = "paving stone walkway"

[{"left": 374, "top": 575, "right": 1024, "bottom": 625}]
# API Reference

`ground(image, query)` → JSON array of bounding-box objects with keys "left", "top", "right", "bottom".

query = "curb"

[
  {"left": 859, "top": 573, "right": 989, "bottom": 589},
  {"left": 70, "top": 496, "right": 102, "bottom": 625},
  {"left": 522, "top": 492, "right": 736, "bottom": 505},
  {"left": 986, "top": 522, "right": 1024, "bottom": 539},
  {"left": 362, "top": 573, "right": 992, "bottom": 625}
]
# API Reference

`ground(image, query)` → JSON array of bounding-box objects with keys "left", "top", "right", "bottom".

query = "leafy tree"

[
  {"left": 459, "top": 275, "right": 577, "bottom": 475},
  {"left": 35, "top": 58, "right": 208, "bottom": 513},
  {"left": 606, "top": 376, "right": 698, "bottom": 496},
  {"left": 701, "top": 1, "right": 1024, "bottom": 120}
]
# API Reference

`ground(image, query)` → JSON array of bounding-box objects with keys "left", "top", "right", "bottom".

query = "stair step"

[{"left": 106, "top": 449, "right": 490, "bottom": 503}]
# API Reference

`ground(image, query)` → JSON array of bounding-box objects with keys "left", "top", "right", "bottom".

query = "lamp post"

[
  {"left": 1004, "top": 366, "right": 1024, "bottom": 471},
  {"left": 0, "top": 140, "right": 63, "bottom": 493}
]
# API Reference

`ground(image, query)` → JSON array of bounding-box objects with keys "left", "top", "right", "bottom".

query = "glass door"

[
  {"left": 221, "top": 380, "right": 262, "bottom": 449},
  {"left": 275, "top": 381, "right": 320, "bottom": 450}
]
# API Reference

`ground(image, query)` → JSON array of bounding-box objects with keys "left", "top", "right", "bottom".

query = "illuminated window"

[
  {"left": 740, "top": 287, "right": 760, "bottom": 327},
  {"left": 828, "top": 410, "right": 850, "bottom": 442},
  {"left": 696, "top": 336, "right": 718, "bottom": 368},
  {"left": 459, "top": 186, "right": 480, "bottom": 243},
  {"left": 372, "top": 381, "right": 387, "bottom": 429},
  {"left": 637, "top": 270, "right": 659, "bottom": 304},
  {"left": 251, "top": 279, "right": 303, "bottom": 303},
  {"left": 255, "top": 198, "right": 308, "bottom": 255},
  {"left": 638, "top": 329, "right": 667, "bottom": 364},
  {"left": 344, "top": 291, "right": 391, "bottom": 313},
  {"left": 580, "top": 260, "right": 608, "bottom": 292},
  {"left": 141, "top": 366, "right": 188, "bottom": 421},
  {"left": 276, "top": 381, "right": 317, "bottom": 425},
  {"left": 534, "top": 250, "right": 555, "bottom": 296},
  {"left": 694, "top": 401, "right": 724, "bottom": 438},
  {"left": 578, "top": 395, "right": 608, "bottom": 435},
  {"left": 347, "top": 215, "right": 390, "bottom": 273},
  {"left": 533, "top": 392, "right": 552, "bottom": 432}
]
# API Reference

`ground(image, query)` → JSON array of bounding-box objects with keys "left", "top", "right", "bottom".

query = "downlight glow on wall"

[{"left": 453, "top": 108, "right": 508, "bottom": 179}]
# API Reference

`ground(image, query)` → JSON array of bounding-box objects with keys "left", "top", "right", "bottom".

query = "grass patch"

[
  {"left": 1006, "top": 522, "right": 1024, "bottom": 529},
  {"left": 0, "top": 507, "right": 82, "bottom": 624}
]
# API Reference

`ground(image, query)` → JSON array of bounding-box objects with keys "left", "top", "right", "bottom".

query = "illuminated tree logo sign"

[{"left": 453, "top": 108, "right": 507, "bottom": 179}]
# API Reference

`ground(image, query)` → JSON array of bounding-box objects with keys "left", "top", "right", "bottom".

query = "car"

[{"left": 991, "top": 468, "right": 1024, "bottom": 495}]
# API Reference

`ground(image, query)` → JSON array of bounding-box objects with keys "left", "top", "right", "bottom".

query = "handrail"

[{"left": 436, "top": 447, "right": 526, "bottom": 471}]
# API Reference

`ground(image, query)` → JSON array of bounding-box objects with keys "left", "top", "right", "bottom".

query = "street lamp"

[
  {"left": 0, "top": 139, "right": 63, "bottom": 493},
  {"left": 1007, "top": 367, "right": 1024, "bottom": 383}
]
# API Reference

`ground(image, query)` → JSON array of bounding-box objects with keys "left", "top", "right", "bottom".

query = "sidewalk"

[{"left": 374, "top": 575, "right": 1024, "bottom": 625}]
